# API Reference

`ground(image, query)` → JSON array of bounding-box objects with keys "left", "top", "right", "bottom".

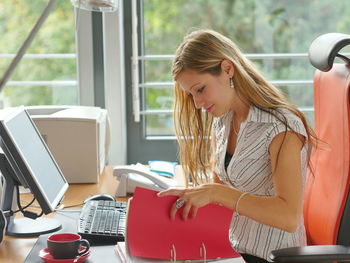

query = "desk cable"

[
  {"left": 17, "top": 198, "right": 85, "bottom": 213},
  {"left": 54, "top": 202, "right": 84, "bottom": 213},
  {"left": 3, "top": 185, "right": 43, "bottom": 219}
]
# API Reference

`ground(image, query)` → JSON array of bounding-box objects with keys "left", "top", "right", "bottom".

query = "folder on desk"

[{"left": 126, "top": 187, "right": 240, "bottom": 260}]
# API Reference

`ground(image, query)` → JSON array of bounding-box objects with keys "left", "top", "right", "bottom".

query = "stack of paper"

[{"left": 125, "top": 187, "right": 240, "bottom": 261}]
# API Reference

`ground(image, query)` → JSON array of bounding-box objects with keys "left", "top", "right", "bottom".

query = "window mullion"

[{"left": 131, "top": 0, "right": 141, "bottom": 122}]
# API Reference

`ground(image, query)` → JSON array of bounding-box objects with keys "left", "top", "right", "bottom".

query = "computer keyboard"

[{"left": 78, "top": 200, "right": 127, "bottom": 244}]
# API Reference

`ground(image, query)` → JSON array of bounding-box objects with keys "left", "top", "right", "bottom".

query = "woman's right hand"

[{"left": 157, "top": 183, "right": 224, "bottom": 220}]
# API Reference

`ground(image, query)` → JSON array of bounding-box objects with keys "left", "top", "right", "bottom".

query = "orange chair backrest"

[{"left": 304, "top": 64, "right": 350, "bottom": 245}]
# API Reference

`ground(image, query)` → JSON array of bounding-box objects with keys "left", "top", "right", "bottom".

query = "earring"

[{"left": 230, "top": 78, "right": 235, "bottom": 89}]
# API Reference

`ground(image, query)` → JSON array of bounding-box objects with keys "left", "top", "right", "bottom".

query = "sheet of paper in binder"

[{"left": 126, "top": 187, "right": 240, "bottom": 260}]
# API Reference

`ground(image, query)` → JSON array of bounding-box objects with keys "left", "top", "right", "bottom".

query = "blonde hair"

[{"left": 172, "top": 29, "right": 317, "bottom": 185}]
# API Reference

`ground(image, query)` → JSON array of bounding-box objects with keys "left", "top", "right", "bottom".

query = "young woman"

[{"left": 158, "top": 29, "right": 318, "bottom": 263}]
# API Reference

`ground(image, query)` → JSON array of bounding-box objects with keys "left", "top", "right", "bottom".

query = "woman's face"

[{"left": 176, "top": 60, "right": 236, "bottom": 117}]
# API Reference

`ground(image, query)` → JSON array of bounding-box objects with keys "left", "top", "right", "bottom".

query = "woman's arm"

[
  {"left": 214, "top": 131, "right": 305, "bottom": 232},
  {"left": 159, "top": 131, "right": 305, "bottom": 232}
]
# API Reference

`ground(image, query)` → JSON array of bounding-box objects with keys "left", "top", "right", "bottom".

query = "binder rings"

[
  {"left": 115, "top": 242, "right": 243, "bottom": 263},
  {"left": 126, "top": 187, "right": 240, "bottom": 261}
]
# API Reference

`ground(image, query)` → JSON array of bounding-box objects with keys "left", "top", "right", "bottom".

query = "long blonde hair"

[{"left": 172, "top": 29, "right": 317, "bottom": 185}]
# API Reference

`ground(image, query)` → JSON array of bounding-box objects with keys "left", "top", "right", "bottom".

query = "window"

[
  {"left": 133, "top": 0, "right": 350, "bottom": 140},
  {"left": 123, "top": 0, "right": 350, "bottom": 163},
  {"left": 0, "top": 0, "right": 77, "bottom": 107}
]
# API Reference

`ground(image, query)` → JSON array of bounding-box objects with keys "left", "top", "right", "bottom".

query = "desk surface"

[
  {"left": 0, "top": 166, "right": 244, "bottom": 263},
  {"left": 0, "top": 166, "right": 120, "bottom": 263}
]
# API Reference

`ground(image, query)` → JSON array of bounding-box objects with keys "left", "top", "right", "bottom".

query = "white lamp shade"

[{"left": 71, "top": 0, "right": 118, "bottom": 12}]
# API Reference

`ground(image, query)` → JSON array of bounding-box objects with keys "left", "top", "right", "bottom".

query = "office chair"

[{"left": 269, "top": 33, "right": 350, "bottom": 262}]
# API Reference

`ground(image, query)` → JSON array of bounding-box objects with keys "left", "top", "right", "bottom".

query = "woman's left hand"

[{"left": 157, "top": 184, "right": 220, "bottom": 220}]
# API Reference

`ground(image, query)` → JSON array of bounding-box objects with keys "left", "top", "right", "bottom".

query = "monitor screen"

[{"left": 0, "top": 107, "right": 68, "bottom": 236}]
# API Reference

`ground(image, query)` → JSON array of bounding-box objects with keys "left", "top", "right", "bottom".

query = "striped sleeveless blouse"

[{"left": 213, "top": 106, "right": 308, "bottom": 262}]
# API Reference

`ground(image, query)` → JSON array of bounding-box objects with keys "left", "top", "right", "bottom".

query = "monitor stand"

[
  {"left": 0, "top": 153, "right": 62, "bottom": 237},
  {"left": 6, "top": 217, "right": 62, "bottom": 237}
]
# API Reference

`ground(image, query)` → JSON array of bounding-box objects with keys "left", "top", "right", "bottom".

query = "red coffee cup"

[{"left": 47, "top": 233, "right": 90, "bottom": 259}]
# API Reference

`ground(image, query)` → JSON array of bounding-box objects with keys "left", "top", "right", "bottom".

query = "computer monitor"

[{"left": 0, "top": 106, "right": 69, "bottom": 237}]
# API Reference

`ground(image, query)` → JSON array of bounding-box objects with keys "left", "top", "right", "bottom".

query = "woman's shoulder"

[
  {"left": 251, "top": 106, "right": 307, "bottom": 137},
  {"left": 250, "top": 106, "right": 303, "bottom": 125}
]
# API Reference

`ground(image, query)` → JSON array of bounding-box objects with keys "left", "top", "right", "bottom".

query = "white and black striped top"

[{"left": 213, "top": 105, "right": 308, "bottom": 262}]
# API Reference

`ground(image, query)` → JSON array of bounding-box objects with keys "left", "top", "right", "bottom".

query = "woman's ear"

[{"left": 221, "top": 59, "right": 234, "bottom": 77}]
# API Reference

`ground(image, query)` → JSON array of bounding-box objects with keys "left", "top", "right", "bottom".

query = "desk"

[
  {"left": 0, "top": 166, "right": 120, "bottom": 263},
  {"left": 0, "top": 166, "right": 244, "bottom": 263}
]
